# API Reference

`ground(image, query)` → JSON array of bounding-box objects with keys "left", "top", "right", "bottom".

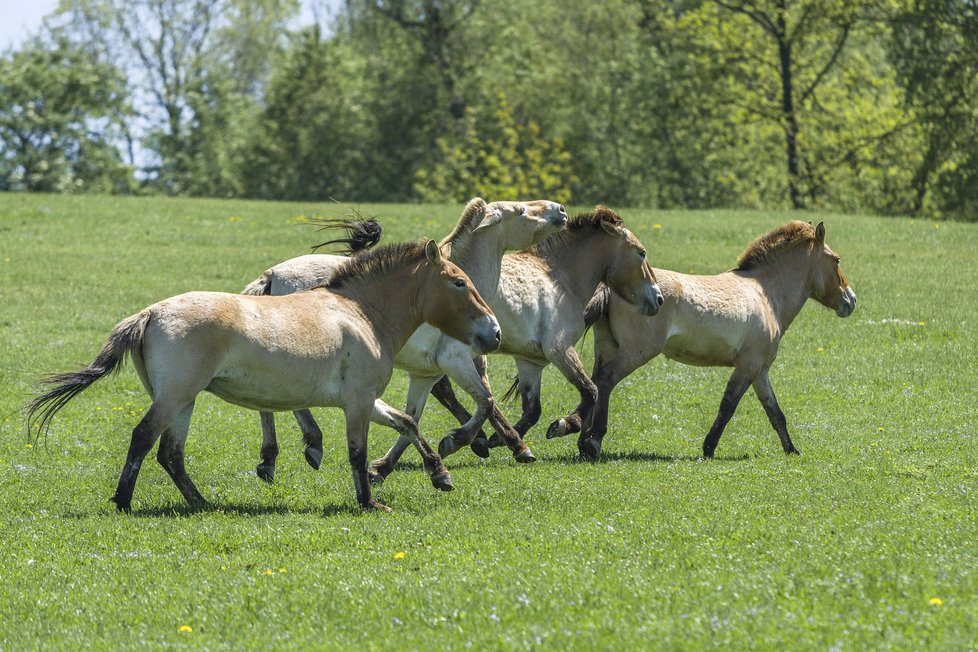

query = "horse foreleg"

[
  {"left": 484, "top": 359, "right": 543, "bottom": 449},
  {"left": 112, "top": 401, "right": 177, "bottom": 513},
  {"left": 579, "top": 354, "right": 636, "bottom": 459},
  {"left": 157, "top": 400, "right": 206, "bottom": 506},
  {"left": 370, "top": 375, "right": 439, "bottom": 482},
  {"left": 545, "top": 348, "right": 597, "bottom": 441},
  {"left": 370, "top": 399, "right": 453, "bottom": 492},
  {"left": 702, "top": 369, "right": 754, "bottom": 458},
  {"left": 256, "top": 412, "right": 278, "bottom": 483},
  {"left": 293, "top": 409, "right": 324, "bottom": 470},
  {"left": 345, "top": 402, "right": 390, "bottom": 512},
  {"left": 463, "top": 356, "right": 535, "bottom": 463},
  {"left": 752, "top": 369, "right": 799, "bottom": 455},
  {"left": 430, "top": 375, "right": 483, "bottom": 433}
]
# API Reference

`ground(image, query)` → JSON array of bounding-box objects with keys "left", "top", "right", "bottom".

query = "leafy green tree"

[
  {"left": 414, "top": 92, "right": 576, "bottom": 203},
  {"left": 0, "top": 37, "right": 132, "bottom": 192},
  {"left": 890, "top": 0, "right": 978, "bottom": 219}
]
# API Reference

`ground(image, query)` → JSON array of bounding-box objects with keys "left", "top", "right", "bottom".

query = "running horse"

[
  {"left": 27, "top": 239, "right": 499, "bottom": 513},
  {"left": 579, "top": 221, "right": 856, "bottom": 459},
  {"left": 427, "top": 206, "right": 664, "bottom": 454}
]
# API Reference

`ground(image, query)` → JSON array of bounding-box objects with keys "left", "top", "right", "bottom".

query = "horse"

[
  {"left": 425, "top": 206, "right": 665, "bottom": 456},
  {"left": 578, "top": 220, "right": 856, "bottom": 459},
  {"left": 241, "top": 198, "right": 568, "bottom": 483},
  {"left": 26, "top": 239, "right": 500, "bottom": 513}
]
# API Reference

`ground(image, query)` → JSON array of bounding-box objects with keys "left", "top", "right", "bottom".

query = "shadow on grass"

[
  {"left": 532, "top": 450, "right": 754, "bottom": 465},
  {"left": 61, "top": 499, "right": 366, "bottom": 519}
]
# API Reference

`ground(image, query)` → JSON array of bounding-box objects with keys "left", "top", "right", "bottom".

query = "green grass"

[{"left": 1, "top": 193, "right": 976, "bottom": 649}]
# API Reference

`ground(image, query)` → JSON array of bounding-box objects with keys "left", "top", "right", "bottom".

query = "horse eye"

[
  {"left": 639, "top": 250, "right": 647, "bottom": 259},
  {"left": 454, "top": 279, "right": 466, "bottom": 287}
]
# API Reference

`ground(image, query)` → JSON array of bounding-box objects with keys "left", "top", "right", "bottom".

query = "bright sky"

[
  {"left": 0, "top": 0, "right": 60, "bottom": 50},
  {"left": 0, "top": 0, "right": 341, "bottom": 52}
]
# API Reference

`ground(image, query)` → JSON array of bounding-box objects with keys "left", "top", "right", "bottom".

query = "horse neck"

[
  {"left": 749, "top": 247, "right": 813, "bottom": 331},
  {"left": 536, "top": 232, "right": 610, "bottom": 308},
  {"left": 336, "top": 271, "right": 428, "bottom": 354},
  {"left": 443, "top": 229, "right": 505, "bottom": 300}
]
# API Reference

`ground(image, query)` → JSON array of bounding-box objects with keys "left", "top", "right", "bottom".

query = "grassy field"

[{"left": 1, "top": 193, "right": 976, "bottom": 649}]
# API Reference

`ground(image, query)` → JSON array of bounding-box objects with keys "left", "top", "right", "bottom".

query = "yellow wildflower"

[
  {"left": 179, "top": 625, "right": 193, "bottom": 633},
  {"left": 929, "top": 597, "right": 943, "bottom": 606},
  {"left": 393, "top": 552, "right": 406, "bottom": 560}
]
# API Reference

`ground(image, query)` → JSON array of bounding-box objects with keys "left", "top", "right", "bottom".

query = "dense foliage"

[{"left": 1, "top": 0, "right": 976, "bottom": 218}]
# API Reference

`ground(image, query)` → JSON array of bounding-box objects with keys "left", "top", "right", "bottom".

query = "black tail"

[
  {"left": 583, "top": 284, "right": 612, "bottom": 332},
  {"left": 500, "top": 375, "right": 521, "bottom": 403},
  {"left": 309, "top": 217, "right": 383, "bottom": 254},
  {"left": 25, "top": 311, "right": 150, "bottom": 437}
]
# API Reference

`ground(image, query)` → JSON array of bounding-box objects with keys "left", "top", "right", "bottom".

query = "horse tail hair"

[
  {"left": 25, "top": 310, "right": 151, "bottom": 437},
  {"left": 309, "top": 217, "right": 383, "bottom": 254},
  {"left": 500, "top": 375, "right": 521, "bottom": 403},
  {"left": 241, "top": 271, "right": 272, "bottom": 296},
  {"left": 583, "top": 284, "right": 612, "bottom": 333}
]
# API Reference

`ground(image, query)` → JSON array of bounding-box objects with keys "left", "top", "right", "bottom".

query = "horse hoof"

[
  {"left": 365, "top": 500, "right": 393, "bottom": 513},
  {"left": 487, "top": 433, "right": 505, "bottom": 449},
  {"left": 514, "top": 449, "right": 537, "bottom": 463},
  {"left": 431, "top": 472, "right": 454, "bottom": 492},
  {"left": 438, "top": 436, "right": 457, "bottom": 459},
  {"left": 546, "top": 419, "right": 568, "bottom": 439},
  {"left": 110, "top": 494, "right": 132, "bottom": 513},
  {"left": 470, "top": 436, "right": 491, "bottom": 459},
  {"left": 579, "top": 438, "right": 601, "bottom": 460},
  {"left": 304, "top": 447, "right": 323, "bottom": 470},
  {"left": 786, "top": 447, "right": 801, "bottom": 456},
  {"left": 256, "top": 463, "right": 275, "bottom": 483}
]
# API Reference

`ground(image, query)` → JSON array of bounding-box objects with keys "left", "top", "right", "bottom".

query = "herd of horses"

[{"left": 26, "top": 198, "right": 856, "bottom": 513}]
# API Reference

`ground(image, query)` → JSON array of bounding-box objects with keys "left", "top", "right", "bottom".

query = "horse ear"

[
  {"left": 473, "top": 205, "right": 504, "bottom": 232},
  {"left": 814, "top": 222, "right": 826, "bottom": 245},
  {"left": 425, "top": 239, "right": 444, "bottom": 266},
  {"left": 600, "top": 219, "right": 623, "bottom": 238}
]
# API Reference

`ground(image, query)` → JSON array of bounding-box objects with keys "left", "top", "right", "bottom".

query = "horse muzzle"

[
  {"left": 471, "top": 316, "right": 502, "bottom": 354},
  {"left": 639, "top": 284, "right": 665, "bottom": 316},
  {"left": 836, "top": 287, "right": 857, "bottom": 317}
]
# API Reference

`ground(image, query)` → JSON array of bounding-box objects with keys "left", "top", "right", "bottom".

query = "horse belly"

[{"left": 661, "top": 319, "right": 743, "bottom": 367}]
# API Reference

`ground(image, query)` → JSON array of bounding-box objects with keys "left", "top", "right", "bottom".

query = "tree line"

[{"left": 1, "top": 0, "right": 975, "bottom": 219}]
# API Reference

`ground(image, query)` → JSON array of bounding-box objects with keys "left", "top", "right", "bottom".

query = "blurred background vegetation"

[{"left": 1, "top": 0, "right": 976, "bottom": 219}]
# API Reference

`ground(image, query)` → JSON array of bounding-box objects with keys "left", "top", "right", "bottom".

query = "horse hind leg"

[
  {"left": 752, "top": 369, "right": 799, "bottom": 455},
  {"left": 112, "top": 400, "right": 181, "bottom": 513},
  {"left": 293, "top": 409, "right": 324, "bottom": 470},
  {"left": 157, "top": 400, "right": 206, "bottom": 507}
]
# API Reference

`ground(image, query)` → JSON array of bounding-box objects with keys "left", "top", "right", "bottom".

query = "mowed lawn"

[{"left": 1, "top": 194, "right": 976, "bottom": 649}]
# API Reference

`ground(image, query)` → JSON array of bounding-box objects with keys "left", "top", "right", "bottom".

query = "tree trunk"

[{"left": 776, "top": 1, "right": 802, "bottom": 209}]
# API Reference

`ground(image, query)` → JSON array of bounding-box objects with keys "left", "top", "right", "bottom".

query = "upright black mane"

[
  {"left": 529, "top": 205, "right": 623, "bottom": 254},
  {"left": 324, "top": 241, "right": 429, "bottom": 289}
]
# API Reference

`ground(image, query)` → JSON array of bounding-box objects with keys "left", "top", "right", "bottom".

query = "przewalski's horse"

[
  {"left": 427, "top": 207, "right": 664, "bottom": 456},
  {"left": 580, "top": 221, "right": 856, "bottom": 460},
  {"left": 27, "top": 240, "right": 499, "bottom": 513},
  {"left": 241, "top": 198, "right": 568, "bottom": 483}
]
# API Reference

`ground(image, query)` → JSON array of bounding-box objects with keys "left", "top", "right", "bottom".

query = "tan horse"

[
  {"left": 579, "top": 221, "right": 856, "bottom": 459},
  {"left": 27, "top": 240, "right": 499, "bottom": 513},
  {"left": 427, "top": 207, "right": 664, "bottom": 455},
  {"left": 242, "top": 198, "right": 567, "bottom": 483}
]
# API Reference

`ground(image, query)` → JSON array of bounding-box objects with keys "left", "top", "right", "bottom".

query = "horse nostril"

[
  {"left": 657, "top": 294, "right": 664, "bottom": 306},
  {"left": 494, "top": 329, "right": 501, "bottom": 343}
]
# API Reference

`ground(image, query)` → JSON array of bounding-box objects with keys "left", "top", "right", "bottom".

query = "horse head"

[
  {"left": 421, "top": 240, "right": 501, "bottom": 354},
  {"left": 809, "top": 222, "right": 856, "bottom": 318},
  {"left": 475, "top": 199, "right": 567, "bottom": 250},
  {"left": 598, "top": 213, "right": 664, "bottom": 316}
]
